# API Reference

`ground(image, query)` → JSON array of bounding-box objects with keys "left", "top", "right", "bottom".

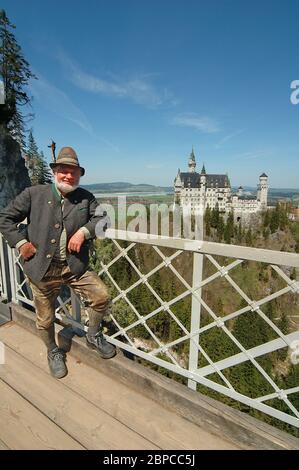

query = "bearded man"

[{"left": 0, "top": 147, "right": 116, "bottom": 379}]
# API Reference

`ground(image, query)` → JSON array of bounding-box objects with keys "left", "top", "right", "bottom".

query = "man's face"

[{"left": 54, "top": 165, "right": 81, "bottom": 194}]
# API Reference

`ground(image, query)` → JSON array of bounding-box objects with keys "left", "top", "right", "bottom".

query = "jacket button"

[
  {"left": 55, "top": 223, "right": 60, "bottom": 229},
  {"left": 46, "top": 254, "right": 52, "bottom": 259},
  {"left": 51, "top": 239, "right": 56, "bottom": 244}
]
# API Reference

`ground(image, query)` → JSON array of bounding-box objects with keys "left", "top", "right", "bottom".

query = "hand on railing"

[
  {"left": 67, "top": 230, "right": 85, "bottom": 253},
  {"left": 19, "top": 242, "right": 36, "bottom": 260}
]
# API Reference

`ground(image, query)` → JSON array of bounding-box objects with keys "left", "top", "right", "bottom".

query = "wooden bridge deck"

[{"left": 0, "top": 322, "right": 240, "bottom": 450}]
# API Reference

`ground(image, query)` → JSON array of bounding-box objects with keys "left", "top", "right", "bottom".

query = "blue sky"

[{"left": 2, "top": 0, "right": 299, "bottom": 187}]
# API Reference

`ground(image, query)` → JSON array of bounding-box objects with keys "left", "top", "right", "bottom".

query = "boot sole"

[{"left": 86, "top": 339, "right": 117, "bottom": 359}]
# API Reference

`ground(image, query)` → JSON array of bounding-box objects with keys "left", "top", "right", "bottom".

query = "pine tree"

[
  {"left": 0, "top": 10, "right": 36, "bottom": 148},
  {"left": 263, "top": 210, "right": 271, "bottom": 228},
  {"left": 36, "top": 151, "right": 52, "bottom": 185},
  {"left": 211, "top": 204, "right": 220, "bottom": 228},
  {"left": 224, "top": 211, "right": 234, "bottom": 244},
  {"left": 204, "top": 205, "right": 211, "bottom": 237},
  {"left": 245, "top": 228, "right": 253, "bottom": 246},
  {"left": 279, "top": 207, "right": 288, "bottom": 231},
  {"left": 26, "top": 128, "right": 39, "bottom": 183},
  {"left": 237, "top": 222, "right": 243, "bottom": 244},
  {"left": 270, "top": 206, "right": 280, "bottom": 233},
  {"left": 216, "top": 215, "right": 224, "bottom": 241},
  {"left": 26, "top": 129, "right": 52, "bottom": 185},
  {"left": 290, "top": 268, "right": 297, "bottom": 280}
]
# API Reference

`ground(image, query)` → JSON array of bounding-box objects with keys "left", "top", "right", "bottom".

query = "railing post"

[
  {"left": 7, "top": 246, "right": 17, "bottom": 304},
  {"left": 188, "top": 211, "right": 204, "bottom": 390},
  {"left": 0, "top": 235, "right": 7, "bottom": 300}
]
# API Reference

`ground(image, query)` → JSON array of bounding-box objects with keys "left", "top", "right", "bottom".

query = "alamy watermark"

[
  {"left": 0, "top": 80, "right": 4, "bottom": 105},
  {"left": 290, "top": 80, "right": 299, "bottom": 105},
  {"left": 289, "top": 340, "right": 299, "bottom": 365},
  {"left": 95, "top": 196, "right": 204, "bottom": 241}
]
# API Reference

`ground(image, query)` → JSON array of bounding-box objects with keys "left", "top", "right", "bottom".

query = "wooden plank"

[
  {"left": 0, "top": 438, "right": 10, "bottom": 450},
  {"left": 0, "top": 379, "right": 84, "bottom": 450},
  {"left": 0, "top": 323, "right": 239, "bottom": 450},
  {"left": 0, "top": 344, "right": 158, "bottom": 450}
]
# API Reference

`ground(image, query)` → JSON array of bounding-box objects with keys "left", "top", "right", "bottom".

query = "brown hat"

[{"left": 49, "top": 146, "right": 85, "bottom": 176}]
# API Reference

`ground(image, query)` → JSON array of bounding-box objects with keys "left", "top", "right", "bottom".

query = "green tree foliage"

[
  {"left": 26, "top": 129, "right": 52, "bottom": 185},
  {"left": 270, "top": 206, "right": 280, "bottom": 233},
  {"left": 210, "top": 205, "right": 219, "bottom": 228},
  {"left": 245, "top": 227, "right": 253, "bottom": 246},
  {"left": 224, "top": 211, "right": 234, "bottom": 244},
  {"left": 263, "top": 210, "right": 271, "bottom": 228},
  {"left": 216, "top": 215, "right": 225, "bottom": 241},
  {"left": 204, "top": 205, "right": 211, "bottom": 237},
  {"left": 290, "top": 268, "right": 297, "bottom": 280},
  {"left": 236, "top": 221, "right": 243, "bottom": 244},
  {"left": 0, "top": 10, "right": 36, "bottom": 148},
  {"left": 262, "top": 227, "right": 270, "bottom": 241},
  {"left": 37, "top": 151, "right": 53, "bottom": 184}
]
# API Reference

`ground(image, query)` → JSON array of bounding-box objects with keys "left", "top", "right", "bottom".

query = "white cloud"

[
  {"left": 232, "top": 150, "right": 270, "bottom": 160},
  {"left": 171, "top": 113, "right": 220, "bottom": 133},
  {"left": 56, "top": 51, "right": 175, "bottom": 109},
  {"left": 30, "top": 74, "right": 93, "bottom": 134},
  {"left": 215, "top": 129, "right": 246, "bottom": 148},
  {"left": 30, "top": 73, "right": 119, "bottom": 152}
]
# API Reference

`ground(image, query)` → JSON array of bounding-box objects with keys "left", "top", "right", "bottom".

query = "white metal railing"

[
  {"left": 0, "top": 234, "right": 8, "bottom": 301},
  {"left": 0, "top": 229, "right": 299, "bottom": 429}
]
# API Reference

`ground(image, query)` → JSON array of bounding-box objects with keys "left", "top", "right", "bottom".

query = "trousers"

[{"left": 28, "top": 261, "right": 110, "bottom": 330}]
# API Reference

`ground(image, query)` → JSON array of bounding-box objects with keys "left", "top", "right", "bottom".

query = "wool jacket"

[{"left": 0, "top": 184, "right": 103, "bottom": 283}]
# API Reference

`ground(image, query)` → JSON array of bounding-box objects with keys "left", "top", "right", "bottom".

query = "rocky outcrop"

[{"left": 0, "top": 124, "right": 31, "bottom": 209}]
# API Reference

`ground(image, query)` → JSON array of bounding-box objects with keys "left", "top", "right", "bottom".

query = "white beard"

[{"left": 55, "top": 179, "right": 79, "bottom": 194}]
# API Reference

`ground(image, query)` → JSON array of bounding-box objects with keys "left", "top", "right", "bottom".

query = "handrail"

[{"left": 1, "top": 230, "right": 299, "bottom": 430}]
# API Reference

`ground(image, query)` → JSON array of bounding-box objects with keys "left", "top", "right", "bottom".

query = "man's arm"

[
  {"left": 82, "top": 196, "right": 103, "bottom": 239},
  {"left": 0, "top": 187, "right": 31, "bottom": 248},
  {"left": 68, "top": 195, "right": 110, "bottom": 253}
]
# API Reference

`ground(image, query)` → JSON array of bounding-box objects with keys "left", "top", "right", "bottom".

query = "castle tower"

[
  {"left": 199, "top": 170, "right": 206, "bottom": 212},
  {"left": 174, "top": 168, "right": 183, "bottom": 204},
  {"left": 188, "top": 148, "right": 196, "bottom": 173},
  {"left": 257, "top": 173, "right": 268, "bottom": 210}
]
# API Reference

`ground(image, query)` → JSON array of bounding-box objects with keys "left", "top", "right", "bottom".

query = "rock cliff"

[{"left": 0, "top": 124, "right": 31, "bottom": 209}]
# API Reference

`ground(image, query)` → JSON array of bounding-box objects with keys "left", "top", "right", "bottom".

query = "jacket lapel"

[{"left": 63, "top": 189, "right": 79, "bottom": 219}]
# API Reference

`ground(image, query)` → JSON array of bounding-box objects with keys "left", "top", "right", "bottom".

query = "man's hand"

[
  {"left": 67, "top": 230, "right": 85, "bottom": 253},
  {"left": 19, "top": 242, "right": 37, "bottom": 260}
]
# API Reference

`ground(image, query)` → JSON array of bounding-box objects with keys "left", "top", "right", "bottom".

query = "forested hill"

[{"left": 82, "top": 182, "right": 172, "bottom": 193}]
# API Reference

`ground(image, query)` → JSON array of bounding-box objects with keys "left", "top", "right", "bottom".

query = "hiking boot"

[
  {"left": 86, "top": 331, "right": 116, "bottom": 359},
  {"left": 47, "top": 347, "right": 67, "bottom": 379}
]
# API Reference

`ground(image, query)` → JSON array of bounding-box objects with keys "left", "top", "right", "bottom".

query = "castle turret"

[
  {"left": 257, "top": 173, "right": 268, "bottom": 210},
  {"left": 188, "top": 148, "right": 196, "bottom": 173},
  {"left": 174, "top": 168, "right": 183, "bottom": 204}
]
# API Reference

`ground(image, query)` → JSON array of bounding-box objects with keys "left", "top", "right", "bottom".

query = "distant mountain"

[
  {"left": 232, "top": 186, "right": 299, "bottom": 198},
  {"left": 81, "top": 182, "right": 173, "bottom": 193}
]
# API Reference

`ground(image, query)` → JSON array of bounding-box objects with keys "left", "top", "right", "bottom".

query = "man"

[{"left": 0, "top": 146, "right": 116, "bottom": 379}]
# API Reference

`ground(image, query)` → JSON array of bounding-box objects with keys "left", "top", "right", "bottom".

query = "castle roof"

[
  {"left": 237, "top": 195, "right": 257, "bottom": 201},
  {"left": 179, "top": 172, "right": 230, "bottom": 188}
]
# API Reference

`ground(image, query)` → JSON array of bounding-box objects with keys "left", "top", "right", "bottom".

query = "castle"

[{"left": 174, "top": 149, "right": 268, "bottom": 215}]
